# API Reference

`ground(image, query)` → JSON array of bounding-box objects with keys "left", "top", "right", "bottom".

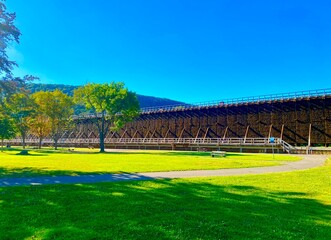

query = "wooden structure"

[
  {"left": 105, "top": 88, "right": 331, "bottom": 147},
  {"left": 7, "top": 88, "right": 331, "bottom": 151}
]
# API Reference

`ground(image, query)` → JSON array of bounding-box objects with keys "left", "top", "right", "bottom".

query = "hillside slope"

[{"left": 28, "top": 83, "right": 185, "bottom": 109}]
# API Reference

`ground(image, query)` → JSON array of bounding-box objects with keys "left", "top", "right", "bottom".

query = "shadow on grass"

[
  {"left": 0, "top": 179, "right": 330, "bottom": 239},
  {"left": 1, "top": 148, "right": 270, "bottom": 158},
  {"left": 0, "top": 167, "right": 74, "bottom": 178},
  {"left": 0, "top": 167, "right": 121, "bottom": 179}
]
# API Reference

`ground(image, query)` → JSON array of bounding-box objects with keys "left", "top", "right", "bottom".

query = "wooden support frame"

[
  {"left": 280, "top": 124, "right": 284, "bottom": 140},
  {"left": 244, "top": 126, "right": 250, "bottom": 143},
  {"left": 268, "top": 124, "right": 273, "bottom": 139},
  {"left": 223, "top": 126, "right": 228, "bottom": 140},
  {"left": 165, "top": 128, "right": 177, "bottom": 138},
  {"left": 203, "top": 127, "right": 210, "bottom": 139}
]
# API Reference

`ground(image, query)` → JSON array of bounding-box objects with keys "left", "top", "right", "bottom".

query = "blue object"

[{"left": 269, "top": 137, "right": 275, "bottom": 143}]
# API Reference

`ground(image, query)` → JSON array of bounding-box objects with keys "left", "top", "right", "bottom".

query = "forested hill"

[{"left": 28, "top": 83, "right": 185, "bottom": 109}]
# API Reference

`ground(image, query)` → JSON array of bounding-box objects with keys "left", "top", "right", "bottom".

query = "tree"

[
  {"left": 0, "top": 1, "right": 38, "bottom": 110},
  {"left": 27, "top": 114, "right": 51, "bottom": 149},
  {"left": 0, "top": 116, "right": 16, "bottom": 151},
  {"left": 74, "top": 82, "right": 139, "bottom": 152},
  {"left": 33, "top": 90, "right": 74, "bottom": 149},
  {"left": 30, "top": 93, "right": 52, "bottom": 149},
  {"left": 6, "top": 92, "right": 35, "bottom": 148},
  {"left": 0, "top": 0, "right": 21, "bottom": 77}
]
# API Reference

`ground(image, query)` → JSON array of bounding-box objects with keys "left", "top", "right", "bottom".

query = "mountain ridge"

[{"left": 27, "top": 83, "right": 185, "bottom": 109}]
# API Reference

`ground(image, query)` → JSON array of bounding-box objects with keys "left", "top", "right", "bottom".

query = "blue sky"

[{"left": 6, "top": 0, "right": 331, "bottom": 103}]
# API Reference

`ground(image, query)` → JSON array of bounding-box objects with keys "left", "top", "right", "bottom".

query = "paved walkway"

[{"left": 0, "top": 155, "right": 328, "bottom": 187}]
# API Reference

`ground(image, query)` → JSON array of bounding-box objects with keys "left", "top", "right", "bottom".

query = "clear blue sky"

[{"left": 6, "top": 0, "right": 331, "bottom": 103}]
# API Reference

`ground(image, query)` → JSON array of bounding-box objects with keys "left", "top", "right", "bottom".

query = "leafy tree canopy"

[
  {"left": 0, "top": 116, "right": 16, "bottom": 150},
  {"left": 32, "top": 90, "right": 74, "bottom": 149},
  {"left": 0, "top": 1, "right": 38, "bottom": 106},
  {"left": 0, "top": 0, "right": 20, "bottom": 77},
  {"left": 74, "top": 82, "right": 139, "bottom": 152},
  {"left": 74, "top": 82, "right": 140, "bottom": 129}
]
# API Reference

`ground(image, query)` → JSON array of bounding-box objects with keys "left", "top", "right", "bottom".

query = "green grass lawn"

[
  {"left": 0, "top": 157, "right": 329, "bottom": 239},
  {"left": 0, "top": 148, "right": 300, "bottom": 178}
]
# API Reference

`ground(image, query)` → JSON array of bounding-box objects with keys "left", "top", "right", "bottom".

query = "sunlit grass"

[
  {"left": 0, "top": 158, "right": 329, "bottom": 239},
  {"left": 0, "top": 148, "right": 300, "bottom": 178}
]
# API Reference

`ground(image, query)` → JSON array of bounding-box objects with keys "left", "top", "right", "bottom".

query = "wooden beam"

[
  {"left": 268, "top": 124, "right": 273, "bottom": 139},
  {"left": 280, "top": 124, "right": 284, "bottom": 140},
  {"left": 195, "top": 127, "right": 201, "bottom": 139},
  {"left": 203, "top": 127, "right": 210, "bottom": 139},
  {"left": 244, "top": 126, "right": 249, "bottom": 143},
  {"left": 223, "top": 126, "right": 228, "bottom": 140},
  {"left": 179, "top": 128, "right": 185, "bottom": 139},
  {"left": 307, "top": 123, "right": 312, "bottom": 154},
  {"left": 308, "top": 123, "right": 312, "bottom": 147}
]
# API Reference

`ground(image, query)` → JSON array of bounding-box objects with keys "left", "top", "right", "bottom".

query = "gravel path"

[{"left": 0, "top": 155, "right": 328, "bottom": 187}]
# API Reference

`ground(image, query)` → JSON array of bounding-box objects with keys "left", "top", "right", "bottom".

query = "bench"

[{"left": 211, "top": 151, "right": 226, "bottom": 157}]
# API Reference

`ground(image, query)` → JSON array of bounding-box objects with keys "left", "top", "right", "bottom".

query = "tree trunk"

[
  {"left": 21, "top": 132, "right": 26, "bottom": 149},
  {"left": 100, "top": 132, "right": 105, "bottom": 153},
  {"left": 38, "top": 137, "right": 42, "bottom": 149},
  {"left": 1, "top": 139, "right": 3, "bottom": 152},
  {"left": 54, "top": 139, "right": 58, "bottom": 150}
]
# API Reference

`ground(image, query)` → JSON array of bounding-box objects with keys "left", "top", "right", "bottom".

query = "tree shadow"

[
  {"left": 0, "top": 167, "right": 79, "bottom": 178},
  {"left": 0, "top": 179, "right": 330, "bottom": 239},
  {"left": 0, "top": 167, "right": 146, "bottom": 179}
]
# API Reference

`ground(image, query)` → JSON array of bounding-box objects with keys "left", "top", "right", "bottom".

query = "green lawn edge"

[{"left": 0, "top": 148, "right": 301, "bottom": 178}]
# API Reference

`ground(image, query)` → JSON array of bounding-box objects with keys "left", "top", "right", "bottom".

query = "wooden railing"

[
  {"left": 6, "top": 137, "right": 284, "bottom": 146},
  {"left": 140, "top": 88, "right": 331, "bottom": 113}
]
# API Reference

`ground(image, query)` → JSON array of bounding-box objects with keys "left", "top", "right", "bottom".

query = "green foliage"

[
  {"left": 32, "top": 90, "right": 74, "bottom": 149},
  {"left": 28, "top": 114, "right": 51, "bottom": 149},
  {"left": 0, "top": 0, "right": 21, "bottom": 76},
  {"left": 28, "top": 83, "right": 185, "bottom": 111},
  {"left": 0, "top": 2, "right": 38, "bottom": 106},
  {"left": 5, "top": 93, "right": 35, "bottom": 147},
  {"left": 0, "top": 157, "right": 329, "bottom": 239},
  {"left": 28, "top": 83, "right": 78, "bottom": 96},
  {"left": 74, "top": 82, "right": 139, "bottom": 124},
  {"left": 74, "top": 82, "right": 139, "bottom": 152},
  {"left": 0, "top": 116, "right": 16, "bottom": 149}
]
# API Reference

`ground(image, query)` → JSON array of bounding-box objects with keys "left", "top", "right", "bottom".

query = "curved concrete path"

[{"left": 0, "top": 155, "right": 328, "bottom": 187}]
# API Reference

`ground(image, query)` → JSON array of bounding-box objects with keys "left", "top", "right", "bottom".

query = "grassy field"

[
  {"left": 0, "top": 148, "right": 300, "bottom": 178},
  {"left": 0, "top": 157, "right": 329, "bottom": 239}
]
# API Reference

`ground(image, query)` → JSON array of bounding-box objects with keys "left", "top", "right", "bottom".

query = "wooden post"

[
  {"left": 203, "top": 127, "right": 210, "bottom": 139},
  {"left": 151, "top": 129, "right": 156, "bottom": 138},
  {"left": 244, "top": 126, "right": 249, "bottom": 143},
  {"left": 223, "top": 126, "right": 228, "bottom": 140},
  {"left": 195, "top": 128, "right": 201, "bottom": 143},
  {"left": 120, "top": 129, "right": 127, "bottom": 140},
  {"left": 307, "top": 123, "right": 312, "bottom": 155},
  {"left": 268, "top": 124, "right": 273, "bottom": 139},
  {"left": 280, "top": 124, "right": 284, "bottom": 140},
  {"left": 165, "top": 128, "right": 170, "bottom": 138},
  {"left": 179, "top": 128, "right": 185, "bottom": 139}
]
